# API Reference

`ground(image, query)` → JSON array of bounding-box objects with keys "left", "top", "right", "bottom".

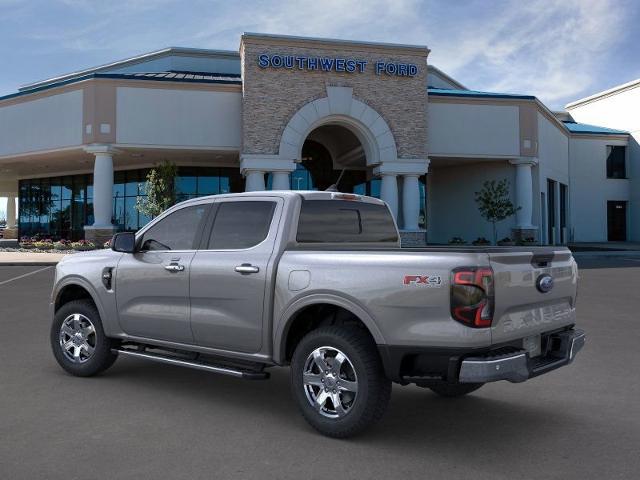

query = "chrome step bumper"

[{"left": 459, "top": 329, "right": 585, "bottom": 384}]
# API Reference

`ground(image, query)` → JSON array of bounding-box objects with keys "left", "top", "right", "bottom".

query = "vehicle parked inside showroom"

[{"left": 50, "top": 191, "right": 585, "bottom": 437}]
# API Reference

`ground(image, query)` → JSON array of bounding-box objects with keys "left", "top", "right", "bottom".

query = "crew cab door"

[
  {"left": 189, "top": 197, "right": 282, "bottom": 353},
  {"left": 115, "top": 203, "right": 210, "bottom": 344}
]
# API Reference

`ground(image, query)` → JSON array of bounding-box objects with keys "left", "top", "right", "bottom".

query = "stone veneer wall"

[{"left": 240, "top": 36, "right": 429, "bottom": 160}]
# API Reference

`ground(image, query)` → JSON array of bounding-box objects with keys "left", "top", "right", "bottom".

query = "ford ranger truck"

[{"left": 50, "top": 191, "right": 585, "bottom": 438}]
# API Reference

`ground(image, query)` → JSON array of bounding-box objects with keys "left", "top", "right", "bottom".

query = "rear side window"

[
  {"left": 207, "top": 201, "right": 276, "bottom": 249},
  {"left": 297, "top": 200, "right": 398, "bottom": 243}
]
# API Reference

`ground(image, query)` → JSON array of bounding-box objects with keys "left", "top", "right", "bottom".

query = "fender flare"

[
  {"left": 53, "top": 276, "right": 116, "bottom": 336},
  {"left": 273, "top": 292, "right": 386, "bottom": 365}
]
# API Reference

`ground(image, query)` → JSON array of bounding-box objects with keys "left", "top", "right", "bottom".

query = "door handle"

[
  {"left": 234, "top": 264, "right": 260, "bottom": 274},
  {"left": 164, "top": 263, "right": 185, "bottom": 272}
]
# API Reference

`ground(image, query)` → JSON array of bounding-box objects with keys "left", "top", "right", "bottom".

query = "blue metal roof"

[
  {"left": 562, "top": 121, "right": 628, "bottom": 135},
  {"left": 0, "top": 71, "right": 242, "bottom": 102},
  {"left": 428, "top": 87, "right": 535, "bottom": 100}
]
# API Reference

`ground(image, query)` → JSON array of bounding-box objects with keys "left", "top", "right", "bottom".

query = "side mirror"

[{"left": 111, "top": 232, "right": 136, "bottom": 253}]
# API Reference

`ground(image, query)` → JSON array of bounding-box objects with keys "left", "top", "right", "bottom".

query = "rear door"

[
  {"left": 115, "top": 203, "right": 210, "bottom": 344},
  {"left": 488, "top": 248, "right": 577, "bottom": 345},
  {"left": 189, "top": 197, "right": 282, "bottom": 353}
]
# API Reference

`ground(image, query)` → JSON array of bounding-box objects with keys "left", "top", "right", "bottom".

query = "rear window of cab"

[{"left": 296, "top": 200, "right": 398, "bottom": 243}]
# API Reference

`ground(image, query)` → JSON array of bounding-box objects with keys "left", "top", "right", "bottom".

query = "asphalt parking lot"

[{"left": 1, "top": 256, "right": 639, "bottom": 479}]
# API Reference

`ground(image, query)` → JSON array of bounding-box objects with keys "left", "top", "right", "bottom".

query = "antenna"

[{"left": 325, "top": 168, "right": 346, "bottom": 192}]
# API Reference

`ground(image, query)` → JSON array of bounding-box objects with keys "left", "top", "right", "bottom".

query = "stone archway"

[{"left": 278, "top": 86, "right": 398, "bottom": 166}]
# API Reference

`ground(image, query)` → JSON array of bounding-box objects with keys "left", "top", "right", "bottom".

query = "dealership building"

[{"left": 0, "top": 33, "right": 636, "bottom": 245}]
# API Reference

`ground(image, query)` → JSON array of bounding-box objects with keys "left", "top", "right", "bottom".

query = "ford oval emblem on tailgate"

[{"left": 536, "top": 274, "right": 554, "bottom": 293}]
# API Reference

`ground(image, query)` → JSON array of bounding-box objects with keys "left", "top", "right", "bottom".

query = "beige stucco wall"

[
  {"left": 240, "top": 35, "right": 429, "bottom": 160},
  {"left": 0, "top": 89, "right": 83, "bottom": 157}
]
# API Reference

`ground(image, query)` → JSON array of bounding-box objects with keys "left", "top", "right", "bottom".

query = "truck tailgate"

[{"left": 488, "top": 248, "right": 577, "bottom": 345}]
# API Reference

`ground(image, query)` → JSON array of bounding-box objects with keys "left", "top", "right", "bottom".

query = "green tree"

[
  {"left": 474, "top": 179, "right": 520, "bottom": 245},
  {"left": 135, "top": 161, "right": 178, "bottom": 218}
]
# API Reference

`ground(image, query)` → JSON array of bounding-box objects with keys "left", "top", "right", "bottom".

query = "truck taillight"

[{"left": 450, "top": 267, "right": 494, "bottom": 328}]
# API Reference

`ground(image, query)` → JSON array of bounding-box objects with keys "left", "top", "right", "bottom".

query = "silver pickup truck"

[{"left": 50, "top": 191, "right": 585, "bottom": 437}]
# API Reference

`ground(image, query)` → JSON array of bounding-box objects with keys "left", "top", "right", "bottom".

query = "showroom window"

[{"left": 18, "top": 167, "right": 243, "bottom": 240}]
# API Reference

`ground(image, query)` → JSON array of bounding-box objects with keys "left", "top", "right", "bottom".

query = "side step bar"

[{"left": 112, "top": 348, "right": 269, "bottom": 380}]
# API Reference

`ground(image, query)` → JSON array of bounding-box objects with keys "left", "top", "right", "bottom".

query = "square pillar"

[{"left": 3, "top": 194, "right": 18, "bottom": 239}]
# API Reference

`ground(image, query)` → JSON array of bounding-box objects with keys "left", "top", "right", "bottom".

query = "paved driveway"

[{"left": 0, "top": 257, "right": 638, "bottom": 479}]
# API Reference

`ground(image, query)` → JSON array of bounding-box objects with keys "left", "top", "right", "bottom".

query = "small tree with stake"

[
  {"left": 474, "top": 179, "right": 520, "bottom": 245},
  {"left": 135, "top": 160, "right": 178, "bottom": 218}
]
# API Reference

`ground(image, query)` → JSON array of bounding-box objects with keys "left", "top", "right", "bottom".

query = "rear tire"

[
  {"left": 50, "top": 300, "right": 118, "bottom": 377},
  {"left": 428, "top": 382, "right": 483, "bottom": 397},
  {"left": 290, "top": 326, "right": 391, "bottom": 438}
]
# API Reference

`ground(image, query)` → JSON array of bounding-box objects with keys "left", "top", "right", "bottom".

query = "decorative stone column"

[
  {"left": 509, "top": 157, "right": 538, "bottom": 242},
  {"left": 402, "top": 175, "right": 421, "bottom": 231},
  {"left": 240, "top": 154, "right": 295, "bottom": 192},
  {"left": 3, "top": 194, "right": 17, "bottom": 240},
  {"left": 244, "top": 170, "right": 266, "bottom": 191},
  {"left": 84, "top": 145, "right": 118, "bottom": 244},
  {"left": 271, "top": 171, "right": 291, "bottom": 190},
  {"left": 379, "top": 173, "right": 399, "bottom": 220}
]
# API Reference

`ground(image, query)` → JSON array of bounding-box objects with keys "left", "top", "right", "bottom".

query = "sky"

[{"left": 1, "top": 0, "right": 639, "bottom": 216}]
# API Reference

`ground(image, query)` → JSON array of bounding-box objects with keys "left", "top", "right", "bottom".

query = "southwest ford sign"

[{"left": 257, "top": 54, "right": 418, "bottom": 77}]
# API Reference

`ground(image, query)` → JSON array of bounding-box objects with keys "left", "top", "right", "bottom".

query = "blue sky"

[
  {"left": 1, "top": 0, "right": 639, "bottom": 215},
  {"left": 1, "top": 0, "right": 639, "bottom": 108}
]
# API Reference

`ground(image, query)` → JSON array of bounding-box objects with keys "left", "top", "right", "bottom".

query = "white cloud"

[{"left": 3, "top": 0, "right": 635, "bottom": 109}]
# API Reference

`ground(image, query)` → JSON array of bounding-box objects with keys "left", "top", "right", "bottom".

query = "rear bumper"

[
  {"left": 458, "top": 329, "right": 585, "bottom": 383},
  {"left": 377, "top": 327, "right": 585, "bottom": 385}
]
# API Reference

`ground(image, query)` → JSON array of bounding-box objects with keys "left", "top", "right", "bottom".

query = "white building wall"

[
  {"left": 428, "top": 103, "right": 520, "bottom": 157},
  {"left": 567, "top": 85, "right": 640, "bottom": 241},
  {"left": 116, "top": 87, "right": 242, "bottom": 149},
  {"left": 536, "top": 113, "right": 570, "bottom": 243},
  {"left": 0, "top": 90, "right": 83, "bottom": 157},
  {"left": 428, "top": 161, "right": 517, "bottom": 244},
  {"left": 568, "top": 137, "right": 630, "bottom": 242}
]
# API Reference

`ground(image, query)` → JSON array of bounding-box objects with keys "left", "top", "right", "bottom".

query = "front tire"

[
  {"left": 290, "top": 326, "right": 391, "bottom": 438},
  {"left": 50, "top": 299, "right": 118, "bottom": 377}
]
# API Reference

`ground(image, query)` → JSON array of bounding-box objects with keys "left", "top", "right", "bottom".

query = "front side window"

[
  {"left": 207, "top": 201, "right": 276, "bottom": 250},
  {"left": 139, "top": 204, "right": 208, "bottom": 251},
  {"left": 606, "top": 146, "right": 626, "bottom": 179}
]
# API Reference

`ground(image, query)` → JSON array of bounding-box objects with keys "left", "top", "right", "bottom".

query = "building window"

[
  {"left": 606, "top": 146, "right": 626, "bottom": 179},
  {"left": 18, "top": 166, "right": 243, "bottom": 240}
]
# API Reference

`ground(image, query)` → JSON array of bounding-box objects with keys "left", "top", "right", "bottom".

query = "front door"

[
  {"left": 115, "top": 203, "right": 210, "bottom": 344},
  {"left": 607, "top": 201, "right": 627, "bottom": 241},
  {"left": 189, "top": 197, "right": 281, "bottom": 353}
]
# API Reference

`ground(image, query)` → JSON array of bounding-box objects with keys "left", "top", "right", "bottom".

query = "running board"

[{"left": 112, "top": 348, "right": 269, "bottom": 380}]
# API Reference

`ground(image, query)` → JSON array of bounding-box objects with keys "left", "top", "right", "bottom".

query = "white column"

[
  {"left": 83, "top": 145, "right": 118, "bottom": 232},
  {"left": 92, "top": 152, "right": 115, "bottom": 227},
  {"left": 380, "top": 174, "right": 399, "bottom": 220},
  {"left": 245, "top": 170, "right": 266, "bottom": 192},
  {"left": 402, "top": 174, "right": 421, "bottom": 231},
  {"left": 510, "top": 158, "right": 538, "bottom": 229},
  {"left": 6, "top": 195, "right": 16, "bottom": 229},
  {"left": 271, "top": 171, "right": 290, "bottom": 190}
]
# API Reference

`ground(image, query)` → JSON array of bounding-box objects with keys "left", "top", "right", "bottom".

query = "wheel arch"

[
  {"left": 53, "top": 277, "right": 115, "bottom": 335},
  {"left": 274, "top": 294, "right": 385, "bottom": 365}
]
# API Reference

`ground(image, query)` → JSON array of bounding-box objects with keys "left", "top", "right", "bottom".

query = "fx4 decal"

[{"left": 403, "top": 275, "right": 443, "bottom": 287}]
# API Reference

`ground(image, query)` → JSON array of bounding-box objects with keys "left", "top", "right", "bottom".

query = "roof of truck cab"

[{"left": 179, "top": 190, "right": 386, "bottom": 205}]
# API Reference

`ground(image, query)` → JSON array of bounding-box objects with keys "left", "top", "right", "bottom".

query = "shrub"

[
  {"left": 70, "top": 240, "right": 96, "bottom": 251},
  {"left": 54, "top": 240, "right": 72, "bottom": 251},
  {"left": 472, "top": 237, "right": 491, "bottom": 245},
  {"left": 449, "top": 236, "right": 466, "bottom": 245}
]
